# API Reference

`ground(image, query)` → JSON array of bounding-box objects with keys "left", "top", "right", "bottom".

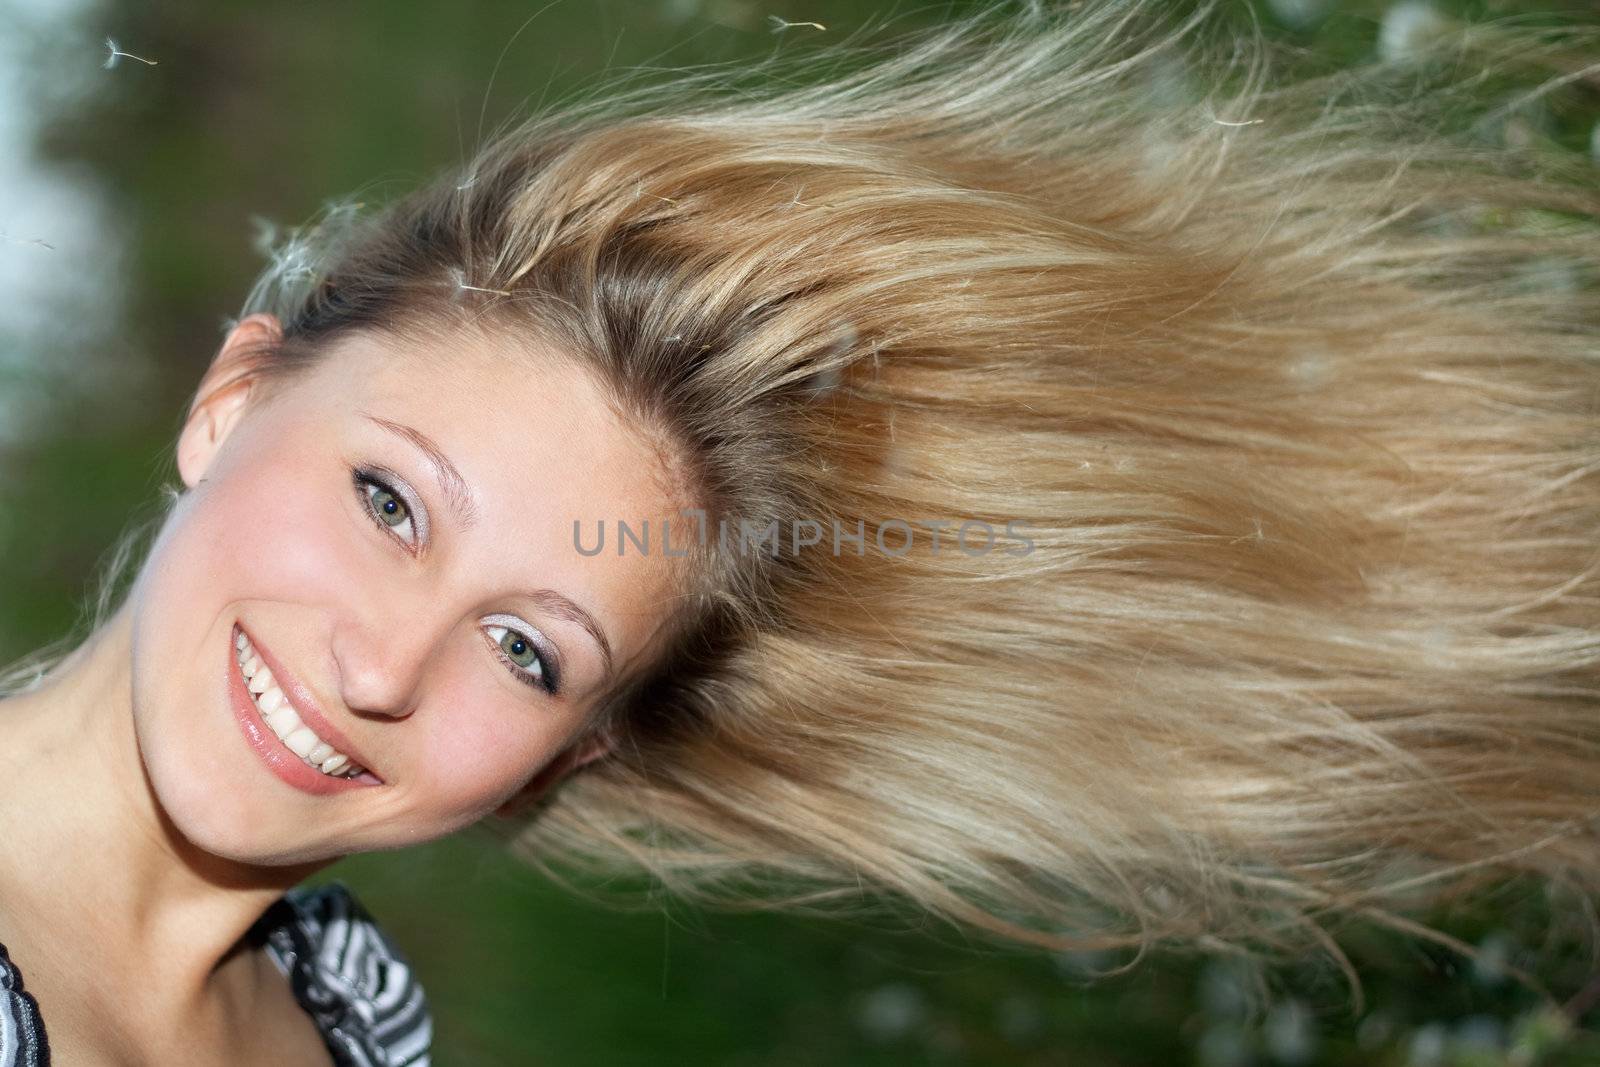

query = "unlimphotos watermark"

[{"left": 574, "top": 510, "right": 1035, "bottom": 558}]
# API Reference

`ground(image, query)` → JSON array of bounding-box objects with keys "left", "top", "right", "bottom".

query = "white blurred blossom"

[
  {"left": 1453, "top": 1014, "right": 1506, "bottom": 1053},
  {"left": 1470, "top": 930, "right": 1515, "bottom": 988},
  {"left": 1407, "top": 1022, "right": 1449, "bottom": 1067},
  {"left": 1378, "top": 1, "right": 1455, "bottom": 64},
  {"left": 855, "top": 982, "right": 925, "bottom": 1042},
  {"left": 1266, "top": 0, "right": 1333, "bottom": 31},
  {"left": 1264, "top": 998, "right": 1318, "bottom": 1065}
]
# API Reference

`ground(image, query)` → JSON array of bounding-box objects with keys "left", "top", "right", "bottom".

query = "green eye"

[
  {"left": 370, "top": 484, "right": 408, "bottom": 527},
  {"left": 484, "top": 622, "right": 556, "bottom": 694},
  {"left": 499, "top": 628, "right": 539, "bottom": 671},
  {"left": 352, "top": 468, "right": 420, "bottom": 546}
]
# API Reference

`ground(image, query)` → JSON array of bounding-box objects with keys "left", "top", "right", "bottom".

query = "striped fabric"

[
  {"left": 0, "top": 881, "right": 432, "bottom": 1066},
  {"left": 0, "top": 943, "right": 47, "bottom": 1067}
]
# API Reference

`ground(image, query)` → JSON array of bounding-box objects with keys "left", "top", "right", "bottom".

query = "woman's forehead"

[
  {"left": 311, "top": 328, "right": 606, "bottom": 426},
  {"left": 307, "top": 328, "right": 697, "bottom": 520}
]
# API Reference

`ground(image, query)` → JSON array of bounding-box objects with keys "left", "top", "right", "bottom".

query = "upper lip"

[{"left": 236, "top": 623, "right": 384, "bottom": 783}]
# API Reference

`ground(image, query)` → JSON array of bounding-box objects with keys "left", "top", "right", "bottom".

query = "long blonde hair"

[{"left": 11, "top": 0, "right": 1600, "bottom": 1009}]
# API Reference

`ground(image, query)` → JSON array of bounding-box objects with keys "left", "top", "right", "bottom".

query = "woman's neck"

[{"left": 0, "top": 597, "right": 331, "bottom": 1025}]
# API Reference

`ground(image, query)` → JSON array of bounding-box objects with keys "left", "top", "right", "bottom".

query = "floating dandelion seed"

[
  {"left": 103, "top": 37, "right": 158, "bottom": 69},
  {"left": 0, "top": 229, "right": 56, "bottom": 251},
  {"left": 320, "top": 198, "right": 364, "bottom": 222},
  {"left": 447, "top": 266, "right": 511, "bottom": 299},
  {"left": 263, "top": 231, "right": 319, "bottom": 283},
  {"left": 634, "top": 184, "right": 678, "bottom": 206},
  {"left": 248, "top": 216, "right": 280, "bottom": 257},
  {"left": 768, "top": 16, "right": 826, "bottom": 34}
]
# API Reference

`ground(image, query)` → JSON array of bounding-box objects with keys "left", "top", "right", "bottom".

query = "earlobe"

[
  {"left": 176, "top": 379, "right": 253, "bottom": 490},
  {"left": 571, "top": 729, "right": 617, "bottom": 771},
  {"left": 175, "top": 314, "right": 282, "bottom": 490}
]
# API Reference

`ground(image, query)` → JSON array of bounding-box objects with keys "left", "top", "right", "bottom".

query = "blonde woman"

[{"left": 2, "top": 0, "right": 1598, "bottom": 1061}]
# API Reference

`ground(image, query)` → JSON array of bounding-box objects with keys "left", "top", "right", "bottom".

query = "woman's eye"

[
  {"left": 485, "top": 624, "right": 557, "bottom": 695},
  {"left": 353, "top": 470, "right": 417, "bottom": 545}
]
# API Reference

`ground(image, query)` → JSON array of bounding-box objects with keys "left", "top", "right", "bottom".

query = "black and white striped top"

[{"left": 0, "top": 881, "right": 432, "bottom": 1066}]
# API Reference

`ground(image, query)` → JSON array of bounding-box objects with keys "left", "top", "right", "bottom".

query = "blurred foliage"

[{"left": 1, "top": 0, "right": 1597, "bottom": 1063}]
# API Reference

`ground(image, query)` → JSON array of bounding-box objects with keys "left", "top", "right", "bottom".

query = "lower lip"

[{"left": 228, "top": 625, "right": 373, "bottom": 796}]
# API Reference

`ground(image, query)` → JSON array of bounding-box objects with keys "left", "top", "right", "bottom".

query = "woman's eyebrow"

[
  {"left": 360, "top": 411, "right": 481, "bottom": 532},
  {"left": 525, "top": 589, "right": 616, "bottom": 685},
  {"left": 358, "top": 410, "right": 615, "bottom": 684}
]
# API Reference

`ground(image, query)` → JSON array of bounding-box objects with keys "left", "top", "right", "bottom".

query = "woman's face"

[{"left": 130, "top": 316, "right": 687, "bottom": 866}]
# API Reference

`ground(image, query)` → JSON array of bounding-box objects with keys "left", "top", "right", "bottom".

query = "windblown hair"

[{"left": 10, "top": 0, "right": 1600, "bottom": 1008}]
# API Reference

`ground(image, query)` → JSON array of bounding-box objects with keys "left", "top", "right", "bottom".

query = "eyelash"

[{"left": 349, "top": 465, "right": 561, "bottom": 697}]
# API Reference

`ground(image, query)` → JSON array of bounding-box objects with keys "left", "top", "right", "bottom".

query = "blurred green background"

[{"left": 1, "top": 0, "right": 1598, "bottom": 1063}]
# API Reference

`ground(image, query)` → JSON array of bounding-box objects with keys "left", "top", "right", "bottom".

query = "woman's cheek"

[
  {"left": 197, "top": 447, "right": 355, "bottom": 600},
  {"left": 415, "top": 696, "right": 554, "bottom": 818}
]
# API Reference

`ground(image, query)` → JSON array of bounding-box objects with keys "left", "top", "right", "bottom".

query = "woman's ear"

[
  {"left": 492, "top": 728, "right": 617, "bottom": 820},
  {"left": 176, "top": 313, "right": 282, "bottom": 489}
]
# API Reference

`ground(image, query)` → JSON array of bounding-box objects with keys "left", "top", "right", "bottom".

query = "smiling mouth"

[{"left": 234, "top": 630, "right": 374, "bottom": 782}]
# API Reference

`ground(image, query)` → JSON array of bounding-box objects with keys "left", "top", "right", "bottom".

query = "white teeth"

[
  {"left": 265, "top": 705, "right": 301, "bottom": 737},
  {"left": 235, "top": 630, "right": 363, "bottom": 780},
  {"left": 283, "top": 727, "right": 320, "bottom": 758}
]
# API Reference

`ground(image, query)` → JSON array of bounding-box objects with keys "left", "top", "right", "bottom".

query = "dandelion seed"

[
  {"left": 447, "top": 266, "right": 511, "bottom": 298},
  {"left": 0, "top": 229, "right": 56, "bottom": 251},
  {"left": 103, "top": 37, "right": 158, "bottom": 69},
  {"left": 1377, "top": 1, "right": 1453, "bottom": 64},
  {"left": 248, "top": 216, "right": 279, "bottom": 257},
  {"left": 1589, "top": 120, "right": 1599, "bottom": 165},
  {"left": 269, "top": 235, "right": 318, "bottom": 281},
  {"left": 1210, "top": 113, "right": 1263, "bottom": 127},
  {"left": 318, "top": 198, "right": 364, "bottom": 227},
  {"left": 632, "top": 181, "right": 677, "bottom": 205},
  {"left": 768, "top": 16, "right": 826, "bottom": 34}
]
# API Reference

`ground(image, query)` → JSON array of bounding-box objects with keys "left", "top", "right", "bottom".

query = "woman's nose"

[{"left": 330, "top": 621, "right": 430, "bottom": 720}]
